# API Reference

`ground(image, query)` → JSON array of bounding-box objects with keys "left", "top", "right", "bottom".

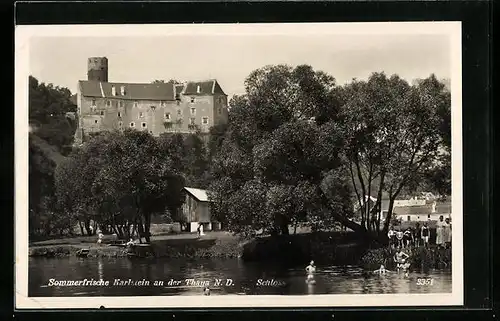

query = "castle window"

[
  {"left": 190, "top": 97, "right": 195, "bottom": 103},
  {"left": 134, "top": 101, "right": 138, "bottom": 108},
  {"left": 141, "top": 122, "right": 147, "bottom": 128},
  {"left": 100, "top": 111, "right": 104, "bottom": 116},
  {"left": 160, "top": 101, "right": 165, "bottom": 107},
  {"left": 218, "top": 107, "right": 222, "bottom": 114},
  {"left": 177, "top": 109, "right": 182, "bottom": 116},
  {"left": 177, "top": 100, "right": 180, "bottom": 106},
  {"left": 106, "top": 100, "right": 110, "bottom": 107},
  {"left": 139, "top": 112, "right": 144, "bottom": 118},
  {"left": 118, "top": 121, "right": 123, "bottom": 128},
  {"left": 118, "top": 112, "right": 121, "bottom": 118},
  {"left": 119, "top": 101, "right": 124, "bottom": 108},
  {"left": 202, "top": 116, "right": 209, "bottom": 125},
  {"left": 407, "top": 216, "right": 411, "bottom": 221},
  {"left": 189, "top": 118, "right": 196, "bottom": 125},
  {"left": 91, "top": 99, "right": 96, "bottom": 106},
  {"left": 196, "top": 85, "right": 201, "bottom": 94},
  {"left": 190, "top": 107, "right": 196, "bottom": 115},
  {"left": 130, "top": 122, "right": 135, "bottom": 128},
  {"left": 94, "top": 120, "right": 98, "bottom": 124},
  {"left": 165, "top": 113, "right": 171, "bottom": 120}
]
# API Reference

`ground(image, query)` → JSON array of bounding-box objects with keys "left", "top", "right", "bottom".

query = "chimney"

[
  {"left": 120, "top": 85, "right": 125, "bottom": 96},
  {"left": 197, "top": 85, "right": 201, "bottom": 94},
  {"left": 111, "top": 86, "right": 116, "bottom": 96}
]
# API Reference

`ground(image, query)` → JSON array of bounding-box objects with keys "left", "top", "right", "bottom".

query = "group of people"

[
  {"left": 387, "top": 216, "right": 452, "bottom": 249},
  {"left": 373, "top": 247, "right": 411, "bottom": 277}
]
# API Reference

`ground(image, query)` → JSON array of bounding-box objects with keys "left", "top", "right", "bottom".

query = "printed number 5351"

[{"left": 416, "top": 278, "right": 434, "bottom": 286}]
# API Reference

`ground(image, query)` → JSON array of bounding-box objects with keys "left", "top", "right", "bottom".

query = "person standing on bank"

[
  {"left": 436, "top": 215, "right": 445, "bottom": 248},
  {"left": 421, "top": 222, "right": 430, "bottom": 247},
  {"left": 444, "top": 217, "right": 452, "bottom": 248}
]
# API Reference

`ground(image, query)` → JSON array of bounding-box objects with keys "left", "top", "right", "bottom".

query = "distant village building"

[
  {"left": 181, "top": 187, "right": 221, "bottom": 232},
  {"left": 354, "top": 195, "right": 451, "bottom": 227},
  {"left": 74, "top": 57, "right": 229, "bottom": 143}
]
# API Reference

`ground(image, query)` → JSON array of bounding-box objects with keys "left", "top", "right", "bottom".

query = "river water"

[{"left": 29, "top": 257, "right": 452, "bottom": 296}]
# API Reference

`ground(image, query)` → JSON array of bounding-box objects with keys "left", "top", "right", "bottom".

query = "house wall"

[{"left": 396, "top": 213, "right": 452, "bottom": 222}]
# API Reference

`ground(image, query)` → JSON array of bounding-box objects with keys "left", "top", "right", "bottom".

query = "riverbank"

[
  {"left": 359, "top": 245, "right": 452, "bottom": 270},
  {"left": 29, "top": 231, "right": 243, "bottom": 258}
]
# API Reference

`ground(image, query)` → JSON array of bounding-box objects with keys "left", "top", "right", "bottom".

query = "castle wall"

[{"left": 78, "top": 94, "right": 221, "bottom": 138}]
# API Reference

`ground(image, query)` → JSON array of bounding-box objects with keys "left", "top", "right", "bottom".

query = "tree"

[
  {"left": 340, "top": 73, "right": 451, "bottom": 240},
  {"left": 55, "top": 130, "right": 185, "bottom": 243},
  {"left": 29, "top": 76, "right": 77, "bottom": 155},
  {"left": 208, "top": 65, "right": 352, "bottom": 236}
]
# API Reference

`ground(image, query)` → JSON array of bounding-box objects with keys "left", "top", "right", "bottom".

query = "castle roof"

[
  {"left": 79, "top": 79, "right": 226, "bottom": 101},
  {"left": 79, "top": 80, "right": 176, "bottom": 101},
  {"left": 183, "top": 79, "right": 226, "bottom": 96}
]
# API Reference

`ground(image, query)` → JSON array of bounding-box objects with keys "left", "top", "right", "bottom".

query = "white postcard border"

[{"left": 15, "top": 22, "right": 463, "bottom": 309}]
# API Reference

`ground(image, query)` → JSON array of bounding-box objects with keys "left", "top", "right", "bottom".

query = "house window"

[
  {"left": 91, "top": 99, "right": 96, "bottom": 106},
  {"left": 139, "top": 112, "right": 144, "bottom": 118},
  {"left": 119, "top": 101, "right": 124, "bottom": 108},
  {"left": 118, "top": 112, "right": 121, "bottom": 118},
  {"left": 190, "top": 107, "right": 196, "bottom": 115},
  {"left": 189, "top": 118, "right": 196, "bottom": 125},
  {"left": 202, "top": 116, "right": 209, "bottom": 125},
  {"left": 106, "top": 100, "right": 111, "bottom": 107},
  {"left": 100, "top": 111, "right": 104, "bottom": 116},
  {"left": 190, "top": 97, "right": 195, "bottom": 103},
  {"left": 134, "top": 101, "right": 138, "bottom": 108},
  {"left": 407, "top": 216, "right": 411, "bottom": 221},
  {"left": 165, "top": 113, "right": 171, "bottom": 120},
  {"left": 130, "top": 122, "right": 135, "bottom": 128},
  {"left": 141, "top": 122, "right": 147, "bottom": 128}
]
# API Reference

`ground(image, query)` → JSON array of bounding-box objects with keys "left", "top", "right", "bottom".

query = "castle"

[{"left": 74, "top": 57, "right": 228, "bottom": 143}]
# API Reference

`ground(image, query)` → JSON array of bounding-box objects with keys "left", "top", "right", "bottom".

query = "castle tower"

[{"left": 87, "top": 57, "right": 108, "bottom": 82}]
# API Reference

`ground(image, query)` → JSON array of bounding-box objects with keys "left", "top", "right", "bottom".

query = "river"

[{"left": 29, "top": 257, "right": 452, "bottom": 296}]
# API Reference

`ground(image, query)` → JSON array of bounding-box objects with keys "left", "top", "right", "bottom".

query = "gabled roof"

[
  {"left": 79, "top": 80, "right": 176, "bottom": 101},
  {"left": 393, "top": 203, "right": 451, "bottom": 215},
  {"left": 183, "top": 187, "right": 209, "bottom": 202},
  {"left": 183, "top": 80, "right": 226, "bottom": 96}
]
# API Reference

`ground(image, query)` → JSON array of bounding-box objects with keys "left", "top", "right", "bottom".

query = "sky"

[{"left": 29, "top": 32, "right": 451, "bottom": 98}]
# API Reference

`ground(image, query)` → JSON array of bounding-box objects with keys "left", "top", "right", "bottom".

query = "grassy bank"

[
  {"left": 29, "top": 231, "right": 242, "bottom": 259},
  {"left": 359, "top": 245, "right": 452, "bottom": 270}
]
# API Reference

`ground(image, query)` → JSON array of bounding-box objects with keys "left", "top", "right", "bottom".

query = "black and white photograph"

[{"left": 15, "top": 22, "right": 463, "bottom": 308}]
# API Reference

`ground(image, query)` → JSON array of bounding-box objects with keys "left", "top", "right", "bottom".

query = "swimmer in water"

[
  {"left": 373, "top": 264, "right": 391, "bottom": 275},
  {"left": 203, "top": 286, "right": 210, "bottom": 296},
  {"left": 305, "top": 260, "right": 316, "bottom": 274},
  {"left": 305, "top": 260, "right": 316, "bottom": 284}
]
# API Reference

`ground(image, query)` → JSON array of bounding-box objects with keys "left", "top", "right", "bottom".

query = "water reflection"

[{"left": 29, "top": 257, "right": 452, "bottom": 297}]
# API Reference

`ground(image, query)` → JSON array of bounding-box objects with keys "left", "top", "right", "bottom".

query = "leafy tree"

[
  {"left": 208, "top": 65, "right": 352, "bottom": 236},
  {"left": 55, "top": 130, "right": 185, "bottom": 243},
  {"left": 29, "top": 76, "right": 77, "bottom": 155},
  {"left": 340, "top": 73, "right": 451, "bottom": 240}
]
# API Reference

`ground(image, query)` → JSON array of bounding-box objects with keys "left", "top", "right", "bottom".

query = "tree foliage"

[
  {"left": 29, "top": 76, "right": 77, "bottom": 154},
  {"left": 208, "top": 65, "right": 451, "bottom": 244}
]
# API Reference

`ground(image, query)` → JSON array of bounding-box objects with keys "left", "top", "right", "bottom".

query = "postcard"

[{"left": 15, "top": 22, "right": 463, "bottom": 309}]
